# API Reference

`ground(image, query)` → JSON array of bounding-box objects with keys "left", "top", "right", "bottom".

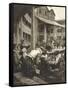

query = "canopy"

[{"left": 36, "top": 15, "right": 65, "bottom": 28}]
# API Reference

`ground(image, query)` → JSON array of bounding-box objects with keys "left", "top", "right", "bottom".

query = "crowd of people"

[{"left": 13, "top": 39, "right": 65, "bottom": 83}]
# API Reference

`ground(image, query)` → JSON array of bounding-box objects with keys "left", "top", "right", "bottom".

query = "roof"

[
  {"left": 56, "top": 19, "right": 65, "bottom": 25},
  {"left": 35, "top": 15, "right": 65, "bottom": 28},
  {"left": 49, "top": 9, "right": 55, "bottom": 16}
]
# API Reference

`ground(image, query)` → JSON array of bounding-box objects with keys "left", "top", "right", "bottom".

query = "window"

[
  {"left": 45, "top": 11, "right": 46, "bottom": 15},
  {"left": 50, "top": 29, "right": 53, "bottom": 33},
  {"left": 23, "top": 32, "right": 27, "bottom": 40},
  {"left": 39, "top": 28, "right": 43, "bottom": 33},
  {"left": 19, "top": 28, "right": 21, "bottom": 36},
  {"left": 47, "top": 29, "right": 50, "bottom": 33},
  {"left": 39, "top": 9, "right": 41, "bottom": 14},
  {"left": 39, "top": 24, "right": 44, "bottom": 32},
  {"left": 39, "top": 35, "right": 44, "bottom": 42},
  {"left": 27, "top": 35, "right": 31, "bottom": 42},
  {"left": 57, "top": 29, "right": 62, "bottom": 32},
  {"left": 57, "top": 36, "right": 61, "bottom": 40},
  {"left": 23, "top": 32, "right": 31, "bottom": 42}
]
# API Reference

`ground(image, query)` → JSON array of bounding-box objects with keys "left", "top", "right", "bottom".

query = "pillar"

[
  {"left": 31, "top": 7, "right": 38, "bottom": 49},
  {"left": 44, "top": 24, "right": 47, "bottom": 43}
]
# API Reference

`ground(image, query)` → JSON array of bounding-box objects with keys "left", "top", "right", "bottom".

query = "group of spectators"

[{"left": 13, "top": 39, "right": 65, "bottom": 83}]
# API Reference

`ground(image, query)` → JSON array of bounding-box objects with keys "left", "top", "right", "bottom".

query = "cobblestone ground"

[{"left": 13, "top": 71, "right": 65, "bottom": 86}]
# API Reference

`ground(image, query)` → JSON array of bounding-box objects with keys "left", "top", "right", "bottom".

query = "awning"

[
  {"left": 19, "top": 20, "right": 31, "bottom": 35},
  {"left": 35, "top": 15, "right": 65, "bottom": 28},
  {"left": 24, "top": 13, "right": 31, "bottom": 24}
]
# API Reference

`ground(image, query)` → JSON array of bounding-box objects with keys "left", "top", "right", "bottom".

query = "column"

[
  {"left": 54, "top": 26, "right": 57, "bottom": 40},
  {"left": 44, "top": 24, "right": 47, "bottom": 43},
  {"left": 31, "top": 7, "right": 38, "bottom": 49},
  {"left": 20, "top": 18, "right": 23, "bottom": 41},
  {"left": 17, "top": 24, "right": 20, "bottom": 44}
]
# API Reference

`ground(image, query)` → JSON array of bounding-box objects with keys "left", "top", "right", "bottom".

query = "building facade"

[
  {"left": 13, "top": 13, "right": 31, "bottom": 46},
  {"left": 32, "top": 6, "right": 65, "bottom": 49},
  {"left": 56, "top": 20, "right": 65, "bottom": 40},
  {"left": 13, "top": 6, "right": 65, "bottom": 49}
]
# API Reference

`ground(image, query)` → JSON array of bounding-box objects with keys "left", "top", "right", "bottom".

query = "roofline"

[{"left": 35, "top": 15, "right": 65, "bottom": 28}]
